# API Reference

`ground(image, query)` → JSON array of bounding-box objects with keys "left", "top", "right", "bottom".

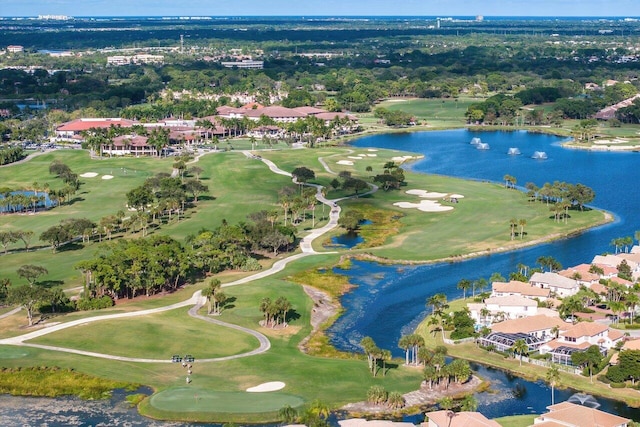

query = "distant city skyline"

[{"left": 2, "top": 0, "right": 640, "bottom": 18}]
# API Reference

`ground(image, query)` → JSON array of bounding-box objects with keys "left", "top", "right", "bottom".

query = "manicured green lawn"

[{"left": 29, "top": 308, "right": 258, "bottom": 359}]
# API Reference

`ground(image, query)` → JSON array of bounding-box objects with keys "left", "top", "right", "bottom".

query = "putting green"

[
  {"left": 0, "top": 346, "right": 30, "bottom": 359},
  {"left": 150, "top": 387, "right": 305, "bottom": 413}
]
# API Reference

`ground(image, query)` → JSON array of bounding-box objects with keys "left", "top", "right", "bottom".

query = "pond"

[
  {"left": 0, "top": 190, "right": 54, "bottom": 213},
  {"left": 328, "top": 219, "right": 372, "bottom": 249}
]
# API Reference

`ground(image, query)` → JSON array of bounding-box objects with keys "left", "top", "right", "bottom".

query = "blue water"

[
  {"left": 327, "top": 129, "right": 640, "bottom": 418},
  {"left": 0, "top": 191, "right": 53, "bottom": 213},
  {"left": 329, "top": 219, "right": 372, "bottom": 248}
]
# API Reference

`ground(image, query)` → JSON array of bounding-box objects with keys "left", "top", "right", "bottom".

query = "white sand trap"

[
  {"left": 391, "top": 155, "right": 416, "bottom": 162},
  {"left": 337, "top": 160, "right": 354, "bottom": 166},
  {"left": 80, "top": 172, "right": 98, "bottom": 178},
  {"left": 366, "top": 154, "right": 377, "bottom": 157},
  {"left": 449, "top": 194, "right": 465, "bottom": 199},
  {"left": 348, "top": 156, "right": 363, "bottom": 160},
  {"left": 246, "top": 381, "right": 286, "bottom": 392},
  {"left": 394, "top": 200, "right": 454, "bottom": 212},
  {"left": 101, "top": 175, "right": 114, "bottom": 180},
  {"left": 367, "top": 149, "right": 378, "bottom": 152},
  {"left": 406, "top": 189, "right": 448, "bottom": 199}
]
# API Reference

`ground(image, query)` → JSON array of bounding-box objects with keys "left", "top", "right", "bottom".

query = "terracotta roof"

[
  {"left": 315, "top": 111, "right": 358, "bottom": 121},
  {"left": 558, "top": 264, "right": 601, "bottom": 282},
  {"left": 492, "top": 281, "right": 550, "bottom": 298},
  {"left": 425, "top": 411, "right": 501, "bottom": 427},
  {"left": 244, "top": 106, "right": 307, "bottom": 119},
  {"left": 538, "top": 401, "right": 630, "bottom": 427},
  {"left": 111, "top": 135, "right": 149, "bottom": 147},
  {"left": 593, "top": 254, "right": 638, "bottom": 270},
  {"left": 543, "top": 338, "right": 591, "bottom": 351},
  {"left": 562, "top": 322, "right": 608, "bottom": 339},
  {"left": 292, "top": 106, "right": 326, "bottom": 115},
  {"left": 57, "top": 118, "right": 136, "bottom": 132},
  {"left": 491, "top": 315, "right": 566, "bottom": 334},
  {"left": 242, "top": 102, "right": 264, "bottom": 110}
]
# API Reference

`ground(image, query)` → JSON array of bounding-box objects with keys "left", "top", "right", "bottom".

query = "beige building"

[{"left": 532, "top": 401, "right": 629, "bottom": 427}]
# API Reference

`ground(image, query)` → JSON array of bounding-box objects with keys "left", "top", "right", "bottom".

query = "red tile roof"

[{"left": 57, "top": 118, "right": 136, "bottom": 132}]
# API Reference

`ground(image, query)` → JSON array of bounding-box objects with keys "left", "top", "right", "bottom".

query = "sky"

[{"left": 2, "top": 0, "right": 640, "bottom": 18}]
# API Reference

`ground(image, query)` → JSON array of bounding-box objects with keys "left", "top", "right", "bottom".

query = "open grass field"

[
  {"left": 373, "top": 97, "right": 479, "bottom": 126},
  {"left": 29, "top": 307, "right": 258, "bottom": 359}
]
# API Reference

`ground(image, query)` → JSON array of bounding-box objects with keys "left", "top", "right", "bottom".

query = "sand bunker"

[
  {"left": 366, "top": 154, "right": 377, "bottom": 157},
  {"left": 101, "top": 175, "right": 114, "bottom": 180},
  {"left": 394, "top": 200, "right": 453, "bottom": 212},
  {"left": 348, "top": 156, "right": 364, "bottom": 160},
  {"left": 406, "top": 189, "right": 447, "bottom": 199},
  {"left": 80, "top": 172, "right": 98, "bottom": 178},
  {"left": 391, "top": 155, "right": 417, "bottom": 162},
  {"left": 449, "top": 194, "right": 465, "bottom": 199},
  {"left": 246, "top": 381, "right": 286, "bottom": 392},
  {"left": 367, "top": 149, "right": 378, "bottom": 152},
  {"left": 337, "top": 160, "right": 354, "bottom": 166}
]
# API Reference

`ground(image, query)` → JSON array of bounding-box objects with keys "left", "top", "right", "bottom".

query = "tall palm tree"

[
  {"left": 457, "top": 278, "right": 472, "bottom": 300},
  {"left": 511, "top": 339, "right": 529, "bottom": 366},
  {"left": 546, "top": 364, "right": 560, "bottom": 405},
  {"left": 519, "top": 218, "right": 527, "bottom": 239}
]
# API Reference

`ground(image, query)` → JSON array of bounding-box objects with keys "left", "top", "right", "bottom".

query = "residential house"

[
  {"left": 593, "top": 254, "right": 639, "bottom": 280},
  {"left": 491, "top": 280, "right": 551, "bottom": 301},
  {"left": 529, "top": 272, "right": 580, "bottom": 297},
  {"left": 7, "top": 45, "right": 24, "bottom": 53},
  {"left": 477, "top": 315, "right": 565, "bottom": 352},
  {"left": 339, "top": 419, "right": 414, "bottom": 427},
  {"left": 558, "top": 263, "right": 616, "bottom": 286},
  {"left": 469, "top": 295, "right": 539, "bottom": 324},
  {"left": 538, "top": 322, "right": 624, "bottom": 364},
  {"left": 425, "top": 411, "right": 500, "bottom": 427},
  {"left": 532, "top": 401, "right": 629, "bottom": 427}
]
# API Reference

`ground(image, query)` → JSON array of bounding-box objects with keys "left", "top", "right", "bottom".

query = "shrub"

[
  {"left": 240, "top": 257, "right": 262, "bottom": 272},
  {"left": 76, "top": 295, "right": 114, "bottom": 311},
  {"left": 605, "top": 365, "right": 626, "bottom": 384}
]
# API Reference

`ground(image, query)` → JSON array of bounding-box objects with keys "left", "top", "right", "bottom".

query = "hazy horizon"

[{"left": 3, "top": 0, "right": 640, "bottom": 19}]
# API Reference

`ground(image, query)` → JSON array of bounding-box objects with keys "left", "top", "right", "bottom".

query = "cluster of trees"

[
  {"left": 1, "top": 265, "right": 72, "bottom": 326},
  {"left": 202, "top": 279, "right": 227, "bottom": 315},
  {"left": 75, "top": 235, "right": 192, "bottom": 300},
  {"left": 125, "top": 171, "right": 208, "bottom": 231},
  {"left": 607, "top": 349, "right": 640, "bottom": 385},
  {"left": 0, "top": 230, "right": 34, "bottom": 254},
  {"left": 373, "top": 161, "right": 406, "bottom": 191},
  {"left": 360, "top": 336, "right": 392, "bottom": 377},
  {"left": 40, "top": 218, "right": 96, "bottom": 252},
  {"left": 186, "top": 216, "right": 295, "bottom": 274},
  {"left": 423, "top": 355, "right": 472, "bottom": 390},
  {"left": 259, "top": 296, "right": 292, "bottom": 328},
  {"left": 373, "top": 107, "right": 414, "bottom": 127},
  {"left": 0, "top": 145, "right": 24, "bottom": 165},
  {"left": 524, "top": 180, "right": 595, "bottom": 215}
]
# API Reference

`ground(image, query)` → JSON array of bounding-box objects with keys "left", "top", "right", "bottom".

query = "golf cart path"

[{"left": 0, "top": 152, "right": 377, "bottom": 363}]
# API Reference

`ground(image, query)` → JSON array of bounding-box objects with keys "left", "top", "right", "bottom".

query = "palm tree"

[
  {"left": 457, "top": 278, "right": 472, "bottom": 300},
  {"left": 546, "top": 364, "right": 560, "bottom": 405},
  {"left": 519, "top": 218, "right": 527, "bottom": 239},
  {"left": 511, "top": 338, "right": 529, "bottom": 365},
  {"left": 509, "top": 218, "right": 517, "bottom": 240},
  {"left": 278, "top": 405, "right": 298, "bottom": 424}
]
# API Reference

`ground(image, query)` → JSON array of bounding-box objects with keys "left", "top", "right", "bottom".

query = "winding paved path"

[{"left": 0, "top": 150, "right": 377, "bottom": 363}]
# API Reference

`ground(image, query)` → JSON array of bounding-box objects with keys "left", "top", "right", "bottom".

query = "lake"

[{"left": 325, "top": 128, "right": 640, "bottom": 418}]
